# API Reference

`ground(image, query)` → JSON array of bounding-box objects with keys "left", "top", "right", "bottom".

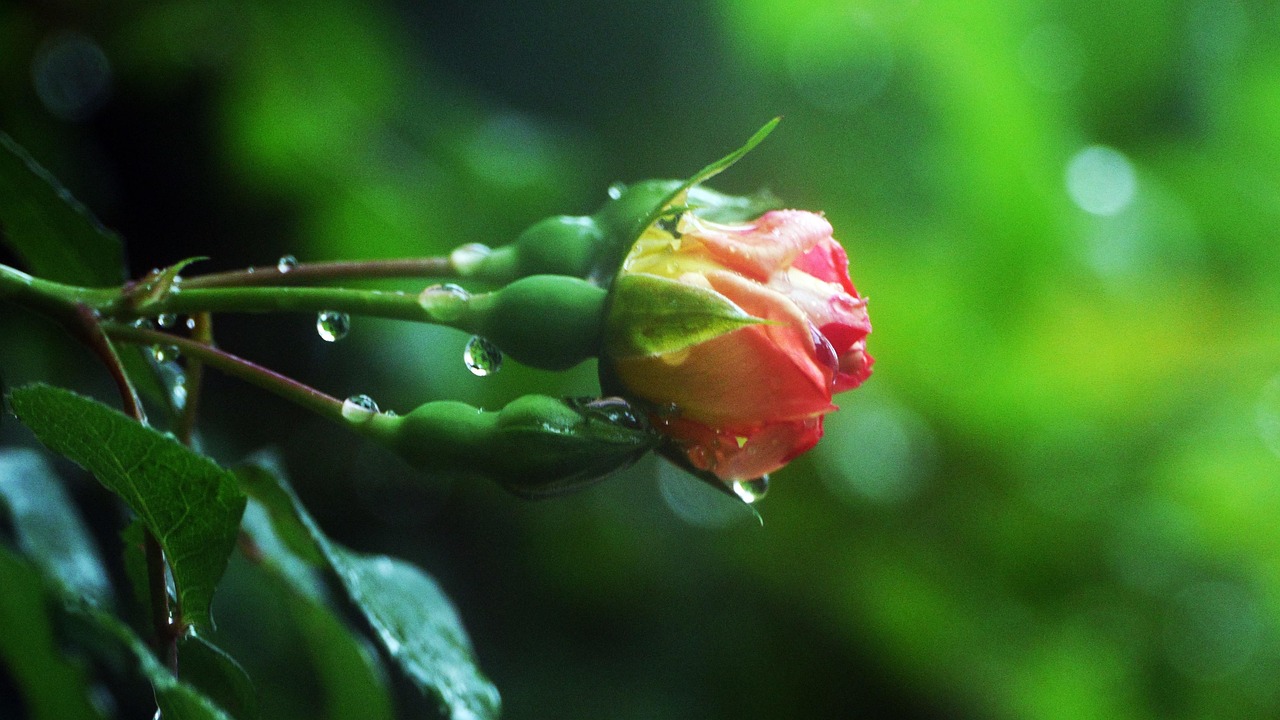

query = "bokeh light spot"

[
  {"left": 657, "top": 459, "right": 746, "bottom": 529},
  {"left": 816, "top": 396, "right": 933, "bottom": 506},
  {"left": 31, "top": 31, "right": 113, "bottom": 121},
  {"left": 1065, "top": 145, "right": 1137, "bottom": 216},
  {"left": 1256, "top": 373, "right": 1280, "bottom": 459}
]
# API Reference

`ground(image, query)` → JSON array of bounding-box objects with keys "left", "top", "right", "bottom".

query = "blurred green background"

[{"left": 3, "top": 0, "right": 1280, "bottom": 718}]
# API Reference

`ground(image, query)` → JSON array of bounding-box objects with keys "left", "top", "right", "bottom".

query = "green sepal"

[
  {"left": 130, "top": 256, "right": 208, "bottom": 311},
  {"left": 604, "top": 273, "right": 767, "bottom": 358},
  {"left": 360, "top": 394, "right": 658, "bottom": 498}
]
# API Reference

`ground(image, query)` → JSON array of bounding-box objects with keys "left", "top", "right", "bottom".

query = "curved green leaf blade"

[
  {"left": 236, "top": 465, "right": 501, "bottom": 720},
  {"left": 0, "top": 549, "right": 103, "bottom": 720},
  {"left": 606, "top": 272, "right": 767, "bottom": 357},
  {"left": 0, "top": 448, "right": 112, "bottom": 604},
  {"left": 8, "top": 384, "right": 246, "bottom": 628},
  {"left": 0, "top": 133, "right": 124, "bottom": 287},
  {"left": 179, "top": 632, "right": 261, "bottom": 720},
  {"left": 64, "top": 600, "right": 235, "bottom": 720}
]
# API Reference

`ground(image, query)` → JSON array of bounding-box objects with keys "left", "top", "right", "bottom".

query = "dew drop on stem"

[
  {"left": 341, "top": 394, "right": 379, "bottom": 423},
  {"left": 449, "top": 243, "right": 491, "bottom": 274},
  {"left": 152, "top": 345, "right": 181, "bottom": 363},
  {"left": 607, "top": 181, "right": 627, "bottom": 200},
  {"left": 730, "top": 475, "right": 770, "bottom": 504},
  {"left": 418, "top": 283, "right": 470, "bottom": 321},
  {"left": 277, "top": 255, "right": 298, "bottom": 273},
  {"left": 156, "top": 313, "right": 178, "bottom": 329},
  {"left": 463, "top": 336, "right": 502, "bottom": 376},
  {"left": 316, "top": 311, "right": 350, "bottom": 342}
]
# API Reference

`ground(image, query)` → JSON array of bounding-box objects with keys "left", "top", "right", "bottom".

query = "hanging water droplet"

[
  {"left": 316, "top": 311, "right": 350, "bottom": 342},
  {"left": 449, "top": 243, "right": 492, "bottom": 274},
  {"left": 463, "top": 336, "right": 503, "bottom": 376},
  {"left": 730, "top": 475, "right": 770, "bottom": 504},
  {"left": 152, "top": 345, "right": 181, "bottom": 363},
  {"left": 156, "top": 313, "right": 178, "bottom": 329},
  {"left": 277, "top": 254, "right": 298, "bottom": 273},
  {"left": 607, "top": 181, "right": 627, "bottom": 200},
  {"left": 418, "top": 283, "right": 470, "bottom": 321},
  {"left": 171, "top": 381, "right": 188, "bottom": 411},
  {"left": 341, "top": 394, "right": 379, "bottom": 423}
]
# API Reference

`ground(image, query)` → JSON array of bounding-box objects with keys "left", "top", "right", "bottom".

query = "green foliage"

[
  {"left": 8, "top": 384, "right": 246, "bottom": 629},
  {"left": 236, "top": 465, "right": 500, "bottom": 720},
  {"left": 0, "top": 133, "right": 123, "bottom": 288}
]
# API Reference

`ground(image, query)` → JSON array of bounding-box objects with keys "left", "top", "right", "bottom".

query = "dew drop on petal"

[
  {"left": 730, "top": 475, "right": 770, "bottom": 504},
  {"left": 316, "top": 311, "right": 350, "bottom": 342},
  {"left": 418, "top": 283, "right": 470, "bottom": 321},
  {"left": 277, "top": 255, "right": 298, "bottom": 273},
  {"left": 449, "top": 243, "right": 492, "bottom": 275},
  {"left": 463, "top": 336, "right": 503, "bottom": 376},
  {"left": 341, "top": 394, "right": 379, "bottom": 423}
]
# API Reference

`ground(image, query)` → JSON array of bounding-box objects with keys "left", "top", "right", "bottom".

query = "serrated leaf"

[
  {"left": 606, "top": 272, "right": 767, "bottom": 357},
  {"left": 236, "top": 464, "right": 500, "bottom": 720},
  {"left": 0, "top": 448, "right": 112, "bottom": 604},
  {"left": 8, "top": 384, "right": 246, "bottom": 629},
  {"left": 0, "top": 132, "right": 124, "bottom": 287},
  {"left": 0, "top": 548, "right": 104, "bottom": 720}
]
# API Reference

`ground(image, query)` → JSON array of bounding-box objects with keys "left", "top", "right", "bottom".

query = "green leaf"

[
  {"left": 605, "top": 272, "right": 767, "bottom": 357},
  {"left": 228, "top": 506, "right": 395, "bottom": 720},
  {"left": 0, "top": 448, "right": 112, "bottom": 604},
  {"left": 0, "top": 132, "right": 124, "bottom": 287},
  {"left": 63, "top": 599, "right": 235, "bottom": 720},
  {"left": 236, "top": 465, "right": 501, "bottom": 720},
  {"left": 179, "top": 632, "right": 261, "bottom": 720},
  {"left": 8, "top": 384, "right": 246, "bottom": 629},
  {"left": 0, "top": 548, "right": 103, "bottom": 720}
]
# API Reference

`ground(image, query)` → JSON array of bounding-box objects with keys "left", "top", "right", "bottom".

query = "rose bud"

[{"left": 600, "top": 202, "right": 872, "bottom": 489}]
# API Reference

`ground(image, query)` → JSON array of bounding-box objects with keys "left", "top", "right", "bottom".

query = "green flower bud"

[{"left": 358, "top": 395, "right": 658, "bottom": 498}]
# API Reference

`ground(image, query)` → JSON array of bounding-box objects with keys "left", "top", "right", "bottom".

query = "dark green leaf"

[
  {"left": 64, "top": 600, "right": 235, "bottom": 720},
  {"left": 8, "top": 384, "right": 246, "bottom": 628},
  {"left": 237, "top": 465, "right": 501, "bottom": 720},
  {"left": 0, "top": 448, "right": 111, "bottom": 604},
  {"left": 0, "top": 548, "right": 103, "bottom": 720},
  {"left": 605, "top": 272, "right": 767, "bottom": 357},
  {"left": 179, "top": 632, "right": 260, "bottom": 720},
  {"left": 240, "top": 496, "right": 395, "bottom": 720},
  {"left": 0, "top": 132, "right": 124, "bottom": 287}
]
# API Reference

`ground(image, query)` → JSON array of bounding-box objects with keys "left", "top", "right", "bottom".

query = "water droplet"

[
  {"left": 316, "top": 311, "right": 350, "bottom": 342},
  {"left": 156, "top": 313, "right": 178, "bottom": 329},
  {"left": 573, "top": 396, "right": 647, "bottom": 429},
  {"left": 277, "top": 254, "right": 298, "bottom": 273},
  {"left": 730, "top": 475, "right": 770, "bottom": 504},
  {"left": 131, "top": 317, "right": 154, "bottom": 330},
  {"left": 171, "top": 382, "right": 187, "bottom": 411},
  {"left": 184, "top": 317, "right": 197, "bottom": 331},
  {"left": 607, "top": 181, "right": 627, "bottom": 200},
  {"left": 463, "top": 336, "right": 502, "bottom": 376},
  {"left": 418, "top": 283, "right": 470, "bottom": 321},
  {"left": 341, "top": 394, "right": 379, "bottom": 423},
  {"left": 152, "top": 345, "right": 181, "bottom": 363},
  {"left": 449, "top": 243, "right": 492, "bottom": 275}
]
